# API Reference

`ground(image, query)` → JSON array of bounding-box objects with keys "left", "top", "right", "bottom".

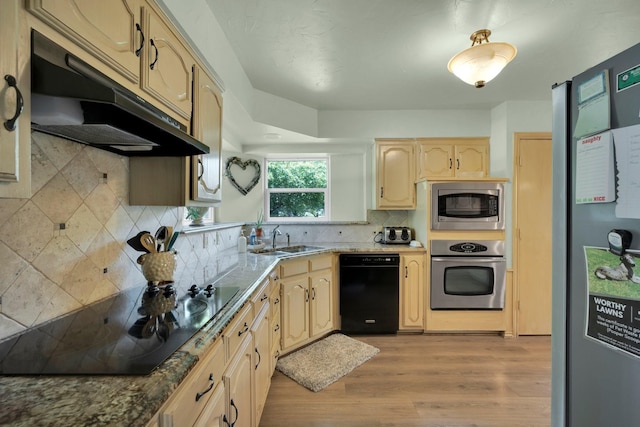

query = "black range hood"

[{"left": 30, "top": 30, "right": 209, "bottom": 157}]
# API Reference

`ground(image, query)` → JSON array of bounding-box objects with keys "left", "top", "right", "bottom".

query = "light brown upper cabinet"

[
  {"left": 27, "top": 0, "right": 224, "bottom": 206},
  {"left": 140, "top": 3, "right": 194, "bottom": 122},
  {"left": 191, "top": 66, "right": 223, "bottom": 203},
  {"left": 0, "top": 1, "right": 31, "bottom": 198},
  {"left": 416, "top": 137, "right": 489, "bottom": 179},
  {"left": 28, "top": 0, "right": 196, "bottom": 128},
  {"left": 27, "top": 0, "right": 142, "bottom": 85},
  {"left": 375, "top": 139, "right": 416, "bottom": 209}
]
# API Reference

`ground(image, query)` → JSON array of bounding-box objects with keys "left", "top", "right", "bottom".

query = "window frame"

[{"left": 264, "top": 156, "right": 331, "bottom": 223}]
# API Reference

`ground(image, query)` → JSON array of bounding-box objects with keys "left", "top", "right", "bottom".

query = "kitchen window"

[{"left": 265, "top": 158, "right": 330, "bottom": 222}]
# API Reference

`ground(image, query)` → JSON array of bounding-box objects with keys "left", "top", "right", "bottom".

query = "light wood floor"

[{"left": 259, "top": 334, "right": 551, "bottom": 427}]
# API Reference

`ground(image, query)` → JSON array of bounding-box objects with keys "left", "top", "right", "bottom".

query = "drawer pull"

[
  {"left": 195, "top": 373, "right": 215, "bottom": 402},
  {"left": 273, "top": 324, "right": 280, "bottom": 332},
  {"left": 238, "top": 322, "right": 249, "bottom": 336},
  {"left": 274, "top": 297, "right": 280, "bottom": 305},
  {"left": 255, "top": 348, "right": 261, "bottom": 370},
  {"left": 260, "top": 294, "right": 268, "bottom": 302},
  {"left": 4, "top": 75, "right": 23, "bottom": 132}
]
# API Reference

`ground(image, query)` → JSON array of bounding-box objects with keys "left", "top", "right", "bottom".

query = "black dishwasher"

[{"left": 339, "top": 254, "right": 399, "bottom": 334}]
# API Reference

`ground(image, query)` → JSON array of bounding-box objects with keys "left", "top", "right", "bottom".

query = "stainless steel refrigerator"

[{"left": 552, "top": 43, "right": 640, "bottom": 426}]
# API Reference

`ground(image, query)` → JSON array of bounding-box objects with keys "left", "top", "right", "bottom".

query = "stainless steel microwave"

[{"left": 430, "top": 182, "right": 504, "bottom": 230}]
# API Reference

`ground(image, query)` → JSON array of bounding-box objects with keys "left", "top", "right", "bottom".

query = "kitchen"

[{"left": 1, "top": 1, "right": 640, "bottom": 426}]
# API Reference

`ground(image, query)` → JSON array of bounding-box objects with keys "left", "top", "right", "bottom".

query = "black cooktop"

[{"left": 0, "top": 283, "right": 240, "bottom": 375}]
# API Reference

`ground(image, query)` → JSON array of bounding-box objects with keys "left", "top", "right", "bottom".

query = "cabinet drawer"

[
  {"left": 224, "top": 304, "right": 253, "bottom": 360},
  {"left": 251, "top": 277, "right": 271, "bottom": 317},
  {"left": 159, "top": 339, "right": 225, "bottom": 427},
  {"left": 279, "top": 259, "right": 308, "bottom": 278},
  {"left": 309, "top": 255, "right": 332, "bottom": 271}
]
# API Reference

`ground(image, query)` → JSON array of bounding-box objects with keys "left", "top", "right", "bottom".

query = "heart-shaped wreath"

[{"left": 225, "top": 156, "right": 261, "bottom": 196}]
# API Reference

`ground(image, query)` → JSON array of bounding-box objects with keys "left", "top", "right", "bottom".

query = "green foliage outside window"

[{"left": 267, "top": 160, "right": 328, "bottom": 219}]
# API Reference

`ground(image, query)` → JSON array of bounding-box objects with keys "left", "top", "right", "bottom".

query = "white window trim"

[{"left": 265, "top": 157, "right": 331, "bottom": 223}]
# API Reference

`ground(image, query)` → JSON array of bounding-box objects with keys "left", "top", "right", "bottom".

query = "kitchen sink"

[
  {"left": 252, "top": 245, "right": 324, "bottom": 255},
  {"left": 278, "top": 245, "right": 324, "bottom": 253}
]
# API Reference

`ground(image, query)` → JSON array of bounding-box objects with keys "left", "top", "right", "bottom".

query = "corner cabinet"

[
  {"left": 416, "top": 137, "right": 489, "bottom": 179},
  {"left": 0, "top": 1, "right": 31, "bottom": 198},
  {"left": 128, "top": 64, "right": 223, "bottom": 206},
  {"left": 375, "top": 139, "right": 416, "bottom": 209},
  {"left": 399, "top": 253, "right": 425, "bottom": 331}
]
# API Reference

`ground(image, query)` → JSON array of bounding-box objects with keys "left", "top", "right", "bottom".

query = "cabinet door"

[
  {"left": 455, "top": 144, "right": 488, "bottom": 178},
  {"left": 417, "top": 142, "right": 454, "bottom": 179},
  {"left": 252, "top": 305, "right": 270, "bottom": 425},
  {"left": 224, "top": 336, "right": 254, "bottom": 427},
  {"left": 0, "top": 1, "right": 30, "bottom": 198},
  {"left": 376, "top": 141, "right": 416, "bottom": 209},
  {"left": 191, "top": 67, "right": 222, "bottom": 203},
  {"left": 26, "top": 0, "right": 141, "bottom": 83},
  {"left": 281, "top": 278, "right": 310, "bottom": 350},
  {"left": 399, "top": 254, "right": 425, "bottom": 330},
  {"left": 141, "top": 4, "right": 194, "bottom": 121},
  {"left": 309, "top": 271, "right": 333, "bottom": 337}
]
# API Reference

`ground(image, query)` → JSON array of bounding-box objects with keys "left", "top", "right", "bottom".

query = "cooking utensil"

[
  {"left": 165, "top": 226, "right": 174, "bottom": 248},
  {"left": 127, "top": 231, "right": 151, "bottom": 252},
  {"left": 155, "top": 226, "right": 168, "bottom": 251},
  {"left": 166, "top": 231, "right": 180, "bottom": 251},
  {"left": 140, "top": 232, "right": 157, "bottom": 253}
]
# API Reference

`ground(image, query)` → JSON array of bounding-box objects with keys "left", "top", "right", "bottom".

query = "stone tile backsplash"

[
  {"left": 0, "top": 133, "right": 410, "bottom": 342},
  {"left": 0, "top": 134, "right": 240, "bottom": 341}
]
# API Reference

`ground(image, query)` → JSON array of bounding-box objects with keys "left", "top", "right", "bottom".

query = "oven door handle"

[{"left": 431, "top": 257, "right": 505, "bottom": 264}]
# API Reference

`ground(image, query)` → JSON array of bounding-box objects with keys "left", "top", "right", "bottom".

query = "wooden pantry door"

[{"left": 513, "top": 132, "right": 553, "bottom": 335}]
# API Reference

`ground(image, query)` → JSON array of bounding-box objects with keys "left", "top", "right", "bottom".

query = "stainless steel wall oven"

[{"left": 430, "top": 240, "right": 506, "bottom": 310}]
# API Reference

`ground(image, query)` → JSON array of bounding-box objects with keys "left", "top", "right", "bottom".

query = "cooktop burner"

[{"left": 0, "top": 284, "right": 240, "bottom": 375}]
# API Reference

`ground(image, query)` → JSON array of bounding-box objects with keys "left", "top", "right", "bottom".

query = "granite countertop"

[{"left": 0, "top": 243, "right": 425, "bottom": 427}]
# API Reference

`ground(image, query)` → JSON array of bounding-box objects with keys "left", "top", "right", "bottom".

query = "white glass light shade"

[{"left": 448, "top": 42, "right": 517, "bottom": 88}]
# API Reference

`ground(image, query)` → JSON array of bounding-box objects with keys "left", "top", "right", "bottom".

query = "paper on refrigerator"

[
  {"left": 575, "top": 131, "right": 615, "bottom": 204},
  {"left": 612, "top": 124, "right": 640, "bottom": 218}
]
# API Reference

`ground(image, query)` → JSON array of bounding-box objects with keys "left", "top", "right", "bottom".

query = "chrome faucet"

[{"left": 272, "top": 225, "right": 282, "bottom": 249}]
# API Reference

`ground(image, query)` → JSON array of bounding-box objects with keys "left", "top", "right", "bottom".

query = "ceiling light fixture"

[{"left": 447, "top": 29, "right": 517, "bottom": 88}]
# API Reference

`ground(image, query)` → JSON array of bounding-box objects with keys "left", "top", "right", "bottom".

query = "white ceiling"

[{"left": 204, "top": 0, "right": 640, "bottom": 143}]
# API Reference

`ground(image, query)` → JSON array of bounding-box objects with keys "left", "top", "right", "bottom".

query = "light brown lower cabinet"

[
  {"left": 252, "top": 304, "right": 271, "bottom": 424},
  {"left": 279, "top": 254, "right": 334, "bottom": 353},
  {"left": 399, "top": 253, "right": 425, "bottom": 331},
  {"left": 193, "top": 383, "right": 226, "bottom": 427},
  {"left": 157, "top": 339, "right": 226, "bottom": 426},
  {"left": 224, "top": 335, "right": 254, "bottom": 427}
]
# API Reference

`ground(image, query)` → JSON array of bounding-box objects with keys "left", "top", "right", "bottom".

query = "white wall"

[
  {"left": 216, "top": 150, "right": 370, "bottom": 222},
  {"left": 490, "top": 100, "right": 553, "bottom": 267}
]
